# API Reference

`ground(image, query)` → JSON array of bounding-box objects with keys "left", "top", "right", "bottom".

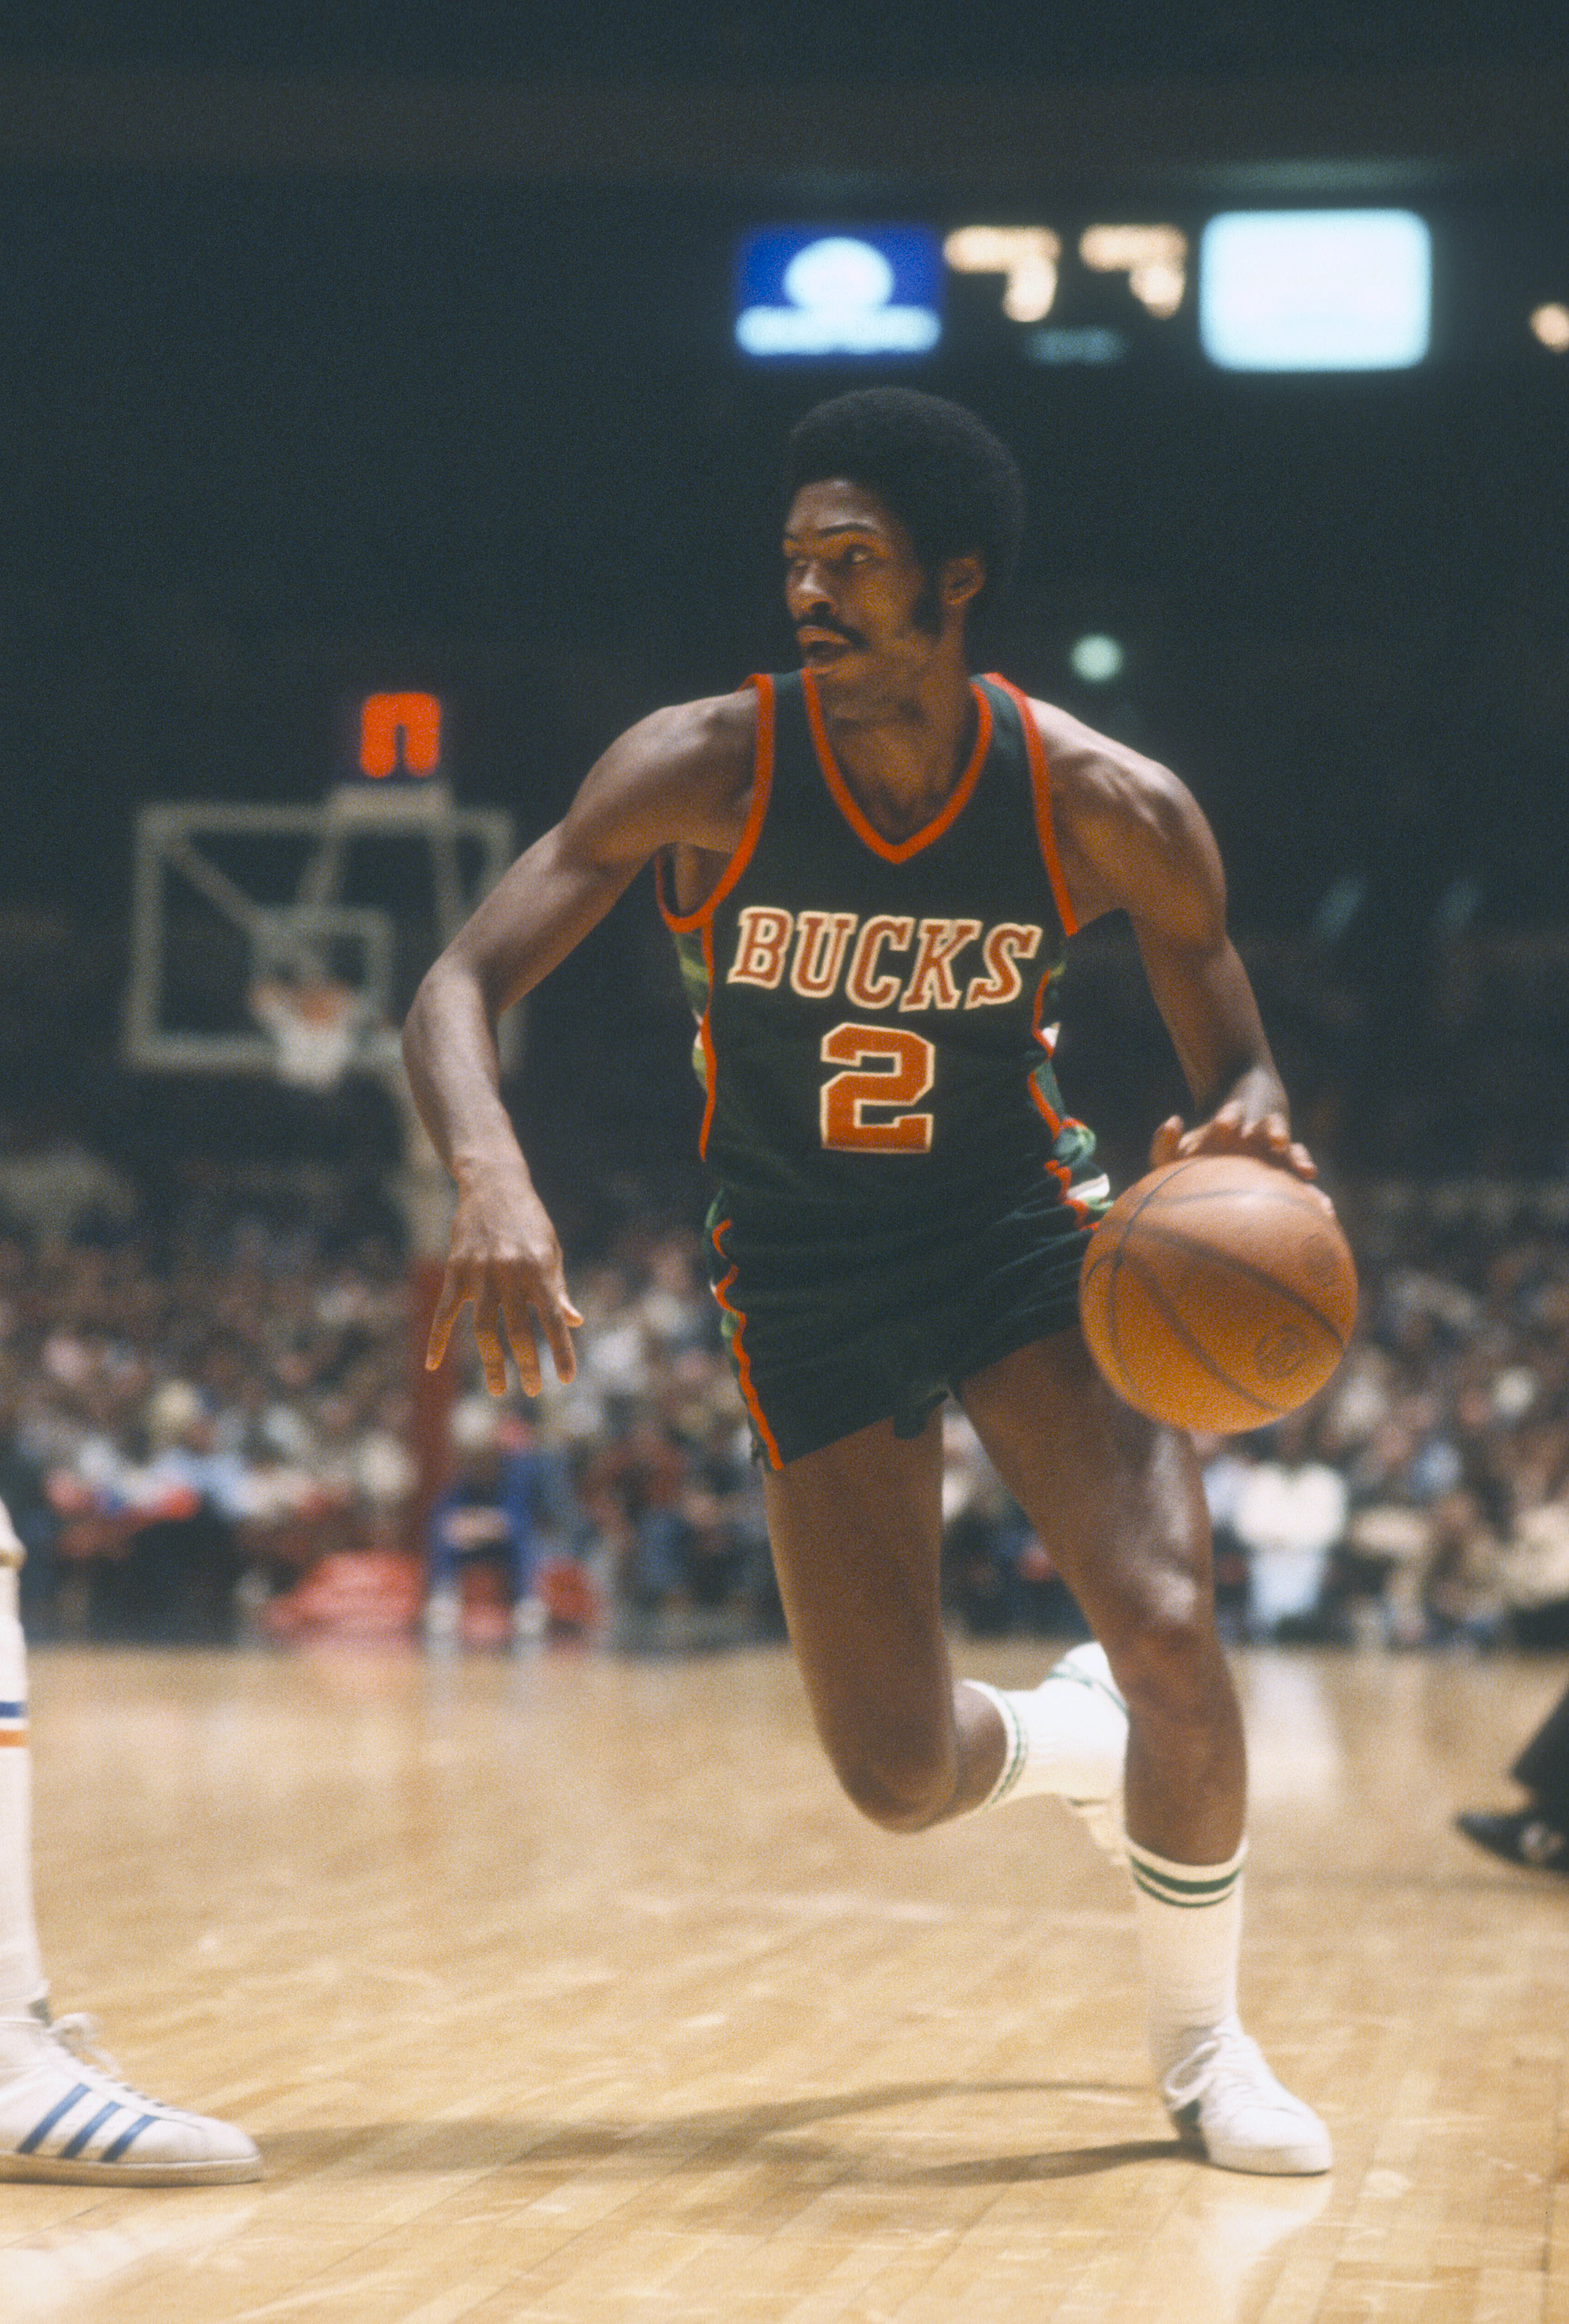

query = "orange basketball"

[{"left": 1078, "top": 1155, "right": 1359, "bottom": 1433}]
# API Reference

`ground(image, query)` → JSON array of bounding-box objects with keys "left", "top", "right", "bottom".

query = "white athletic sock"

[
  {"left": 967, "top": 1647, "right": 1128, "bottom": 1809},
  {"left": 1126, "top": 1834, "right": 1246, "bottom": 2086},
  {"left": 0, "top": 1524, "right": 48, "bottom": 2028}
]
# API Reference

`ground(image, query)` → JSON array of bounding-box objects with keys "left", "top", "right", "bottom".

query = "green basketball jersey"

[{"left": 658, "top": 669, "right": 1103, "bottom": 1224}]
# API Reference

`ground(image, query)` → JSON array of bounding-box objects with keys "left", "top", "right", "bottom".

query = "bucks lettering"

[
  {"left": 728, "top": 906, "right": 1042, "bottom": 1012},
  {"left": 659, "top": 671, "right": 1085, "bottom": 1199}
]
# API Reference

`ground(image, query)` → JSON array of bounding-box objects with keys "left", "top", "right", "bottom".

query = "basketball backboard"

[{"left": 124, "top": 783, "right": 517, "bottom": 1081}]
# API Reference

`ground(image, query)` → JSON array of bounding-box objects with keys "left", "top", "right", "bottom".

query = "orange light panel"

[{"left": 360, "top": 692, "right": 442, "bottom": 779}]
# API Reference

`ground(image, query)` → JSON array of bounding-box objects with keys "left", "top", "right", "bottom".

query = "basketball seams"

[
  {"left": 1127, "top": 1221, "right": 1354, "bottom": 1351},
  {"left": 1102, "top": 1249, "right": 1141, "bottom": 1408},
  {"left": 1082, "top": 1240, "right": 1138, "bottom": 1405},
  {"left": 1114, "top": 1253, "right": 1286, "bottom": 1421},
  {"left": 1088, "top": 1157, "right": 1233, "bottom": 1414},
  {"left": 1096, "top": 1167, "right": 1184, "bottom": 1407},
  {"left": 1078, "top": 1154, "right": 1359, "bottom": 1430}
]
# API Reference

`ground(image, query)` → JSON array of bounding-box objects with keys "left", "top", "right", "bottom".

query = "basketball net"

[{"left": 247, "top": 977, "right": 367, "bottom": 1090}]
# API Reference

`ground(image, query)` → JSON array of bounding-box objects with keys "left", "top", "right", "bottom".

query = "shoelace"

[
  {"left": 1162, "top": 2021, "right": 1272, "bottom": 2114},
  {"left": 47, "top": 2013, "right": 165, "bottom": 2108}
]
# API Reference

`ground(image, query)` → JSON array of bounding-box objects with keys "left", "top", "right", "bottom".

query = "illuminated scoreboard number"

[
  {"left": 943, "top": 222, "right": 1191, "bottom": 365},
  {"left": 358, "top": 692, "right": 442, "bottom": 780},
  {"left": 943, "top": 211, "right": 1435, "bottom": 372}
]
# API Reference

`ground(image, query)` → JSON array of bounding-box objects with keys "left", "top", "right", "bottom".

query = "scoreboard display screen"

[{"left": 732, "top": 205, "right": 1566, "bottom": 375}]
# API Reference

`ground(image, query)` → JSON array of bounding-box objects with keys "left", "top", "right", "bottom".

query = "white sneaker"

[
  {"left": 1162, "top": 2017, "right": 1332, "bottom": 2175},
  {"left": 1048, "top": 1642, "right": 1129, "bottom": 1866},
  {"left": 0, "top": 2013, "right": 262, "bottom": 2185}
]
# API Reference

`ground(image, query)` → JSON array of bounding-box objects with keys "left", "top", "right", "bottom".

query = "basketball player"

[
  {"left": 404, "top": 389, "right": 1332, "bottom": 2174},
  {"left": 0, "top": 1503, "right": 261, "bottom": 2181}
]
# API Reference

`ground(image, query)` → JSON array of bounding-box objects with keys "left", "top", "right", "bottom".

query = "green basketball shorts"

[{"left": 705, "top": 1168, "right": 1106, "bottom": 1469}]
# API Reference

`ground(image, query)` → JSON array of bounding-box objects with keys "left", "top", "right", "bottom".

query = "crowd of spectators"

[{"left": 2, "top": 1134, "right": 1569, "bottom": 1656}]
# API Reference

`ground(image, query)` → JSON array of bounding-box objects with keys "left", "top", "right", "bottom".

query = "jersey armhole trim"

[
  {"left": 657, "top": 674, "right": 775, "bottom": 935},
  {"left": 987, "top": 674, "right": 1080, "bottom": 939}
]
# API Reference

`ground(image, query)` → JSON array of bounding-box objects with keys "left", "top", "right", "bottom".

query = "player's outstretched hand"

[
  {"left": 1150, "top": 1088, "right": 1319, "bottom": 1186},
  {"left": 425, "top": 1171, "right": 584, "bottom": 1398}
]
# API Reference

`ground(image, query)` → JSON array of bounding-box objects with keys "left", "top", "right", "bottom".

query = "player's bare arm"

[
  {"left": 403, "top": 688, "right": 758, "bottom": 1394},
  {"left": 1032, "top": 701, "right": 1315, "bottom": 1182}
]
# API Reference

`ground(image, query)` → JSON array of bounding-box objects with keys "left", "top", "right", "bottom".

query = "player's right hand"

[{"left": 424, "top": 1174, "right": 584, "bottom": 1398}]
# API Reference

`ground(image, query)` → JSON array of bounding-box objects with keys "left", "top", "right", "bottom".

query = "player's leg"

[
  {"left": 957, "top": 1328, "right": 1331, "bottom": 2176},
  {"left": 0, "top": 1536, "right": 46, "bottom": 2025},
  {"left": 0, "top": 1507, "right": 262, "bottom": 2184},
  {"left": 761, "top": 1414, "right": 991, "bottom": 1829},
  {"left": 959, "top": 1329, "right": 1241, "bottom": 1862},
  {"left": 759, "top": 1414, "right": 1126, "bottom": 1833}
]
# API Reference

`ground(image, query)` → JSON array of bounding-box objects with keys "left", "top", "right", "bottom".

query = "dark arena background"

[{"left": 1, "top": 6, "right": 1568, "bottom": 2316}]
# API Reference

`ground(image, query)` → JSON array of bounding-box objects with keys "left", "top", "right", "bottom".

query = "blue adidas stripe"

[
  {"left": 0, "top": 1702, "right": 25, "bottom": 1719},
  {"left": 101, "top": 2113, "right": 156, "bottom": 2163},
  {"left": 61, "top": 2100, "right": 123, "bottom": 2161},
  {"left": 18, "top": 2081, "right": 89, "bottom": 2154}
]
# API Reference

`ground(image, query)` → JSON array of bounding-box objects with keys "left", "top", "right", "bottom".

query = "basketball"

[{"left": 1078, "top": 1154, "right": 1359, "bottom": 1433}]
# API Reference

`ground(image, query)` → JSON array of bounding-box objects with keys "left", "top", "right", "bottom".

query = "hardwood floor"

[{"left": 1, "top": 1640, "right": 1565, "bottom": 2321}]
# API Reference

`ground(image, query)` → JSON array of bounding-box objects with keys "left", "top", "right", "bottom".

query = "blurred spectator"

[
  {"left": 0, "top": 1116, "right": 138, "bottom": 1248},
  {"left": 0, "top": 1376, "right": 56, "bottom": 1637},
  {"left": 3, "top": 1133, "right": 1569, "bottom": 1655},
  {"left": 425, "top": 1398, "right": 573, "bottom": 1646},
  {"left": 1196, "top": 1433, "right": 1255, "bottom": 1638},
  {"left": 1229, "top": 1418, "right": 1349, "bottom": 1640},
  {"left": 584, "top": 1414, "right": 698, "bottom": 1613}
]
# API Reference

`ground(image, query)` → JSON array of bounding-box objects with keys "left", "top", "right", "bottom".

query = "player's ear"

[{"left": 941, "top": 553, "right": 985, "bottom": 612}]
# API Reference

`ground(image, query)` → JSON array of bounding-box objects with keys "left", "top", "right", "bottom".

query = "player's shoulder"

[
  {"left": 1010, "top": 691, "right": 1198, "bottom": 845},
  {"left": 590, "top": 688, "right": 760, "bottom": 829},
  {"left": 617, "top": 686, "right": 758, "bottom": 780},
  {"left": 1006, "top": 691, "right": 1220, "bottom": 926}
]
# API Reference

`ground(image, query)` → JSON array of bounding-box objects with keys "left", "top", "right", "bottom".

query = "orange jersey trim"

[
  {"left": 696, "top": 922, "right": 718, "bottom": 1159},
  {"left": 657, "top": 677, "right": 774, "bottom": 1165},
  {"left": 1027, "top": 968, "right": 1092, "bottom": 1226},
  {"left": 656, "top": 673, "right": 775, "bottom": 935},
  {"left": 987, "top": 674, "right": 1078, "bottom": 939},
  {"left": 710, "top": 1219, "right": 784, "bottom": 1469},
  {"left": 803, "top": 672, "right": 992, "bottom": 866}
]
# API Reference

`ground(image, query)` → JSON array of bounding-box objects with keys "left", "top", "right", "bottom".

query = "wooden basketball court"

[{"left": 3, "top": 1639, "right": 1566, "bottom": 2321}]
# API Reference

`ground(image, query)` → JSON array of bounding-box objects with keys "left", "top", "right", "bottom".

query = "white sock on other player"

[
  {"left": 0, "top": 1503, "right": 262, "bottom": 2182},
  {"left": 0, "top": 1517, "right": 46, "bottom": 2020}
]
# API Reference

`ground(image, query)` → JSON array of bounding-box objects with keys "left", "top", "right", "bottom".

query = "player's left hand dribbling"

[{"left": 1151, "top": 1097, "right": 1324, "bottom": 1194}]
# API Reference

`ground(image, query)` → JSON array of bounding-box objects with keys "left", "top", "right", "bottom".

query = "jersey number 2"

[{"left": 819, "top": 1023, "right": 935, "bottom": 1153}]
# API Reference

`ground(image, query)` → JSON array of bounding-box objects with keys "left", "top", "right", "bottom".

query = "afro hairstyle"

[{"left": 783, "top": 388, "right": 1025, "bottom": 621}]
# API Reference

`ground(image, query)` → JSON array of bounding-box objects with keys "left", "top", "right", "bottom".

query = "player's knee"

[
  {"left": 1101, "top": 1572, "right": 1216, "bottom": 1720},
  {"left": 828, "top": 1733, "right": 958, "bottom": 1834}
]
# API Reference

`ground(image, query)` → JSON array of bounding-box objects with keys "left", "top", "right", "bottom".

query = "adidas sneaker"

[
  {"left": 1163, "top": 2017, "right": 1332, "bottom": 2176},
  {"left": 0, "top": 2012, "right": 262, "bottom": 2185}
]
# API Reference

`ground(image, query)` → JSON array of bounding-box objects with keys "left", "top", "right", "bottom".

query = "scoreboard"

[{"left": 732, "top": 209, "right": 1569, "bottom": 374}]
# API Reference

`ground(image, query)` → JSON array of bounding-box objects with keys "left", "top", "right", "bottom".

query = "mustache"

[{"left": 795, "top": 618, "right": 865, "bottom": 649}]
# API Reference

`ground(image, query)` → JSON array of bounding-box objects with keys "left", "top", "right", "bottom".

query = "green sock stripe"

[
  {"left": 1051, "top": 1664, "right": 1129, "bottom": 1717},
  {"left": 1128, "top": 1854, "right": 1244, "bottom": 1908},
  {"left": 974, "top": 1686, "right": 1028, "bottom": 1809}
]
